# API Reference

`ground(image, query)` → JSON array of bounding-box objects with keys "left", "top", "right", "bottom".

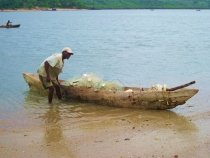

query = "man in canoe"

[
  {"left": 6, "top": 20, "right": 12, "bottom": 26},
  {"left": 37, "top": 47, "right": 74, "bottom": 103}
]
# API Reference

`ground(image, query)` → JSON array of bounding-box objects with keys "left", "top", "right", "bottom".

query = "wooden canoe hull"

[
  {"left": 0, "top": 24, "right": 20, "bottom": 28},
  {"left": 22, "top": 72, "right": 199, "bottom": 110}
]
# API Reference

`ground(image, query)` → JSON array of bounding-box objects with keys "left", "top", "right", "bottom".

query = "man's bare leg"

[
  {"left": 55, "top": 85, "right": 62, "bottom": 100},
  {"left": 48, "top": 86, "right": 54, "bottom": 103}
]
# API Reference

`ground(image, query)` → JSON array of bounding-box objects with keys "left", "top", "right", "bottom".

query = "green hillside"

[
  {"left": 78, "top": 0, "right": 210, "bottom": 9},
  {"left": 0, "top": 0, "right": 210, "bottom": 10},
  {"left": 0, "top": 0, "right": 86, "bottom": 9}
]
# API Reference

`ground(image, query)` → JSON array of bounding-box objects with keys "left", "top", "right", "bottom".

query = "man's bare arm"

[{"left": 44, "top": 61, "right": 50, "bottom": 82}]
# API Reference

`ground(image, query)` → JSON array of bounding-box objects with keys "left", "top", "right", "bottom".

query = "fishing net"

[
  {"left": 148, "top": 84, "right": 168, "bottom": 91},
  {"left": 66, "top": 73, "right": 124, "bottom": 91}
]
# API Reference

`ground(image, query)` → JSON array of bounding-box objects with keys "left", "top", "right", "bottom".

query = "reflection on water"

[
  {"left": 39, "top": 105, "right": 62, "bottom": 143},
  {"left": 21, "top": 91, "right": 199, "bottom": 157},
  {"left": 23, "top": 91, "right": 73, "bottom": 156},
  {"left": 23, "top": 92, "right": 64, "bottom": 143},
  {"left": 23, "top": 91, "right": 197, "bottom": 133}
]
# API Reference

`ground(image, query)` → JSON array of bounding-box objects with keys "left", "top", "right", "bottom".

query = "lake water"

[{"left": 0, "top": 9, "right": 210, "bottom": 130}]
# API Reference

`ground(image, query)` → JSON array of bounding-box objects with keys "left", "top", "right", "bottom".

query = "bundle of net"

[{"left": 67, "top": 73, "right": 124, "bottom": 91}]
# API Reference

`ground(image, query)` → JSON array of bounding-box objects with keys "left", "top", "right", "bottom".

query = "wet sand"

[{"left": 0, "top": 104, "right": 210, "bottom": 158}]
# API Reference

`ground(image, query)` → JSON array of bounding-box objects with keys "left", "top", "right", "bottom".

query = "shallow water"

[{"left": 0, "top": 9, "right": 210, "bottom": 130}]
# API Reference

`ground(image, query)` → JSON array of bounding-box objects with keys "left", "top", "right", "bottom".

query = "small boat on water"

[
  {"left": 23, "top": 72, "right": 199, "bottom": 110},
  {"left": 0, "top": 24, "right": 20, "bottom": 28}
]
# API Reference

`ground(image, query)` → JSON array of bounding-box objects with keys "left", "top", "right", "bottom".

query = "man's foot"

[{"left": 58, "top": 99, "right": 62, "bottom": 102}]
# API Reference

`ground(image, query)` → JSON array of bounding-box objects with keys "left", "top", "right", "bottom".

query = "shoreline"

[
  {"left": 0, "top": 8, "right": 206, "bottom": 12},
  {"left": 0, "top": 8, "right": 86, "bottom": 12}
]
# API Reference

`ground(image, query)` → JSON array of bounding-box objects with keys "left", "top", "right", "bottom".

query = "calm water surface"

[{"left": 0, "top": 9, "right": 210, "bottom": 130}]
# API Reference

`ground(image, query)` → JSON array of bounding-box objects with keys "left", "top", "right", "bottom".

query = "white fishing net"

[
  {"left": 148, "top": 84, "right": 168, "bottom": 91},
  {"left": 66, "top": 73, "right": 124, "bottom": 91}
]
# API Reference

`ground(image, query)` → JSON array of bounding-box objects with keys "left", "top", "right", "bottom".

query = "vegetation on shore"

[
  {"left": 0, "top": 0, "right": 86, "bottom": 10},
  {"left": 0, "top": 0, "right": 210, "bottom": 10},
  {"left": 79, "top": 0, "right": 210, "bottom": 9}
]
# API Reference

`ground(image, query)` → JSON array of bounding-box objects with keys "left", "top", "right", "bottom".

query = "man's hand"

[{"left": 56, "top": 77, "right": 60, "bottom": 85}]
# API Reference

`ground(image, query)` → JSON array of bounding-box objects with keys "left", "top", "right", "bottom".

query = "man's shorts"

[{"left": 39, "top": 75, "right": 59, "bottom": 89}]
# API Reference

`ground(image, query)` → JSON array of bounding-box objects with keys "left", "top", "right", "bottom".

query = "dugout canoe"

[
  {"left": 22, "top": 72, "right": 199, "bottom": 110},
  {"left": 0, "top": 24, "right": 20, "bottom": 28}
]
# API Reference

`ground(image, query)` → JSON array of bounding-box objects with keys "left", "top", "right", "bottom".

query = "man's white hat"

[{"left": 62, "top": 47, "right": 74, "bottom": 55}]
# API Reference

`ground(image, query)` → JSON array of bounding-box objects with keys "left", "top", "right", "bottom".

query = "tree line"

[
  {"left": 0, "top": 0, "right": 86, "bottom": 9},
  {"left": 1, "top": 0, "right": 210, "bottom": 10},
  {"left": 78, "top": 0, "right": 210, "bottom": 9}
]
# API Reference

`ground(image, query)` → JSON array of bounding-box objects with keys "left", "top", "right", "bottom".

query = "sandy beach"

[{"left": 0, "top": 104, "right": 210, "bottom": 158}]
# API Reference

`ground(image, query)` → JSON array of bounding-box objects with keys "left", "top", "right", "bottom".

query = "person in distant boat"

[
  {"left": 37, "top": 47, "right": 74, "bottom": 103},
  {"left": 6, "top": 20, "right": 12, "bottom": 26}
]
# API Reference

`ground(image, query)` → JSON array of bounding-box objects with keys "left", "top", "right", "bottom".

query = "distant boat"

[
  {"left": 0, "top": 24, "right": 20, "bottom": 28},
  {"left": 196, "top": 9, "right": 201, "bottom": 11},
  {"left": 43, "top": 8, "right": 57, "bottom": 11}
]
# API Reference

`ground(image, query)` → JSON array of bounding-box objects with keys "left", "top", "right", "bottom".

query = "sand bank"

[{"left": 0, "top": 107, "right": 210, "bottom": 158}]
